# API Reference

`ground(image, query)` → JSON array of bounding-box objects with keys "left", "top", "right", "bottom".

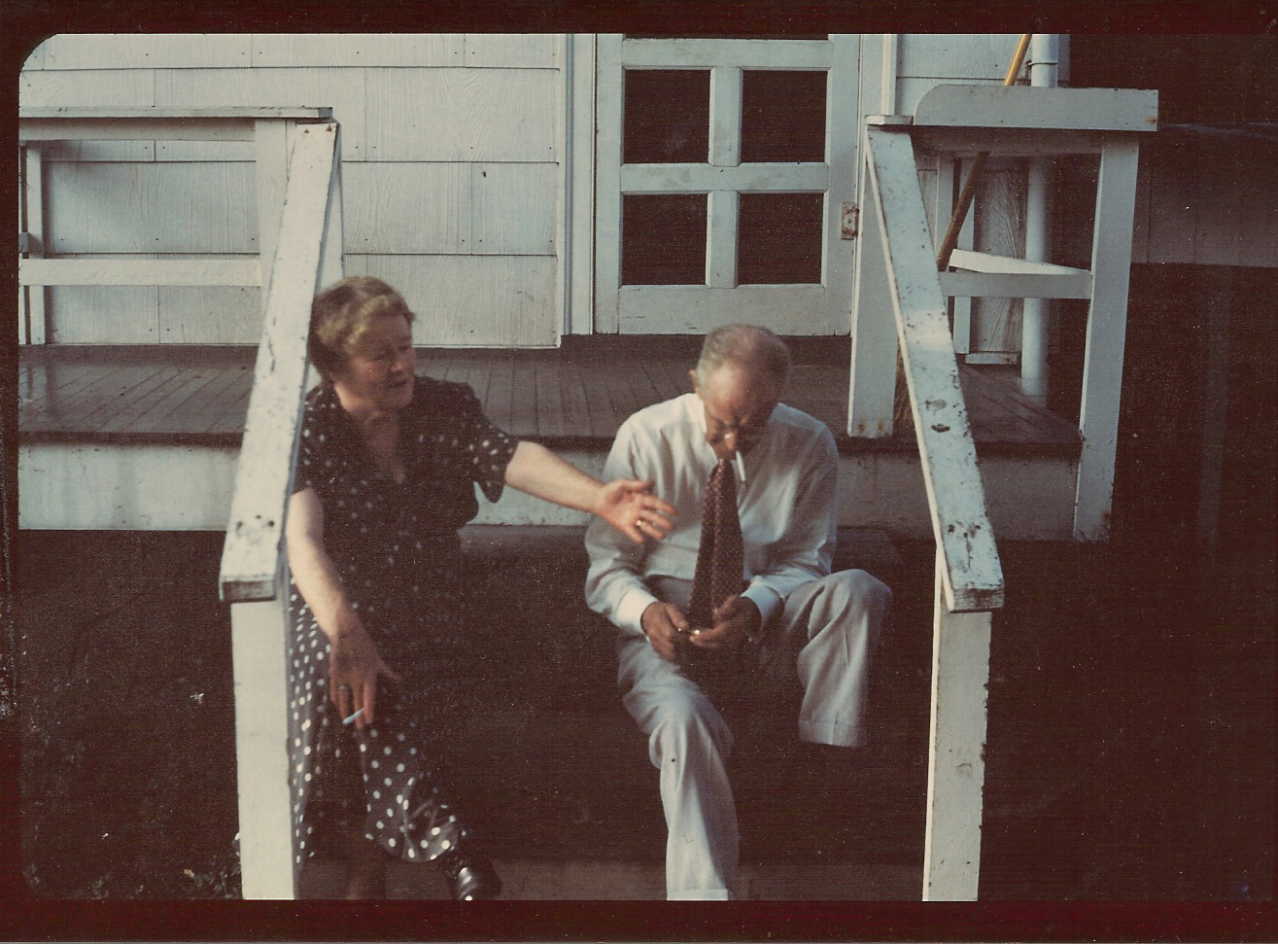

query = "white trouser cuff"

[{"left": 799, "top": 717, "right": 864, "bottom": 748}]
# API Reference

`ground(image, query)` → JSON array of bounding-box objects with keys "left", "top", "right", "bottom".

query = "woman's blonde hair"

[{"left": 308, "top": 276, "right": 415, "bottom": 380}]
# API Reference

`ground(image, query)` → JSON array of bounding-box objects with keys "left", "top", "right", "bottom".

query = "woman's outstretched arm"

[{"left": 503, "top": 440, "right": 676, "bottom": 543}]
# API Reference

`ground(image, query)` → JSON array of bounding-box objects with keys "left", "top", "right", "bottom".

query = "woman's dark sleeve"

[{"left": 453, "top": 385, "right": 518, "bottom": 503}]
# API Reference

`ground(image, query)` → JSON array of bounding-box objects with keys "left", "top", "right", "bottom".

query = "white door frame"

[{"left": 592, "top": 34, "right": 861, "bottom": 336}]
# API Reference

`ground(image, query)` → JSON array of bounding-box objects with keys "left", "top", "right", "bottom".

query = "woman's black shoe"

[{"left": 437, "top": 849, "right": 502, "bottom": 900}]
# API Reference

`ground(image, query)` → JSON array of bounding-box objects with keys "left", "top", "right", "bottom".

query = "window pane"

[
  {"left": 737, "top": 193, "right": 823, "bottom": 284},
  {"left": 623, "top": 70, "right": 709, "bottom": 164},
  {"left": 622, "top": 194, "right": 707, "bottom": 285},
  {"left": 740, "top": 70, "right": 827, "bottom": 163}
]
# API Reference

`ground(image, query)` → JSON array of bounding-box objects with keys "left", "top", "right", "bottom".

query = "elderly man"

[{"left": 585, "top": 324, "right": 891, "bottom": 900}]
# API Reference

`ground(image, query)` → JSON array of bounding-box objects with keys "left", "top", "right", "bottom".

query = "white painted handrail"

[
  {"left": 219, "top": 122, "right": 342, "bottom": 602},
  {"left": 864, "top": 126, "right": 1004, "bottom": 614}
]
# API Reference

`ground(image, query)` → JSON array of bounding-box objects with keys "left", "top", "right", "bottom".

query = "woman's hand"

[
  {"left": 328, "top": 618, "right": 401, "bottom": 730},
  {"left": 595, "top": 478, "right": 677, "bottom": 543}
]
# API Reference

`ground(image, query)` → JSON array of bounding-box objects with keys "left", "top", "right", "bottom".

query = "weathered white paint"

[
  {"left": 250, "top": 33, "right": 465, "bottom": 68},
  {"left": 913, "top": 85, "right": 1159, "bottom": 133},
  {"left": 567, "top": 34, "right": 597, "bottom": 335},
  {"left": 1074, "top": 140, "right": 1140, "bottom": 542},
  {"left": 596, "top": 34, "right": 861, "bottom": 337},
  {"left": 220, "top": 122, "right": 340, "bottom": 603},
  {"left": 22, "top": 257, "right": 261, "bottom": 287},
  {"left": 969, "top": 162, "right": 1024, "bottom": 356},
  {"left": 45, "top": 161, "right": 257, "bottom": 253},
  {"left": 899, "top": 33, "right": 1024, "bottom": 82},
  {"left": 848, "top": 160, "right": 898, "bottom": 438},
  {"left": 948, "top": 248, "right": 1086, "bottom": 277},
  {"left": 935, "top": 156, "right": 974, "bottom": 354},
  {"left": 352, "top": 253, "right": 558, "bottom": 347},
  {"left": 18, "top": 441, "right": 239, "bottom": 529},
  {"left": 364, "top": 68, "right": 559, "bottom": 162},
  {"left": 229, "top": 586, "right": 297, "bottom": 899},
  {"left": 20, "top": 69, "right": 157, "bottom": 107},
  {"left": 157, "top": 286, "right": 263, "bottom": 343},
  {"left": 464, "top": 33, "right": 560, "bottom": 69},
  {"left": 592, "top": 34, "right": 624, "bottom": 335},
  {"left": 18, "top": 440, "right": 1076, "bottom": 538},
  {"left": 865, "top": 126, "right": 1004, "bottom": 612},
  {"left": 22, "top": 146, "right": 48, "bottom": 344},
  {"left": 342, "top": 162, "right": 558, "bottom": 255},
  {"left": 155, "top": 69, "right": 367, "bottom": 160},
  {"left": 619, "top": 162, "right": 829, "bottom": 194},
  {"left": 30, "top": 34, "right": 254, "bottom": 70},
  {"left": 618, "top": 284, "right": 831, "bottom": 335},
  {"left": 619, "top": 37, "right": 831, "bottom": 69},
  {"left": 922, "top": 548, "right": 993, "bottom": 901},
  {"left": 940, "top": 270, "right": 1091, "bottom": 299}
]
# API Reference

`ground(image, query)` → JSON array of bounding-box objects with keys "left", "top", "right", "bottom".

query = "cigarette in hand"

[{"left": 343, "top": 707, "right": 365, "bottom": 726}]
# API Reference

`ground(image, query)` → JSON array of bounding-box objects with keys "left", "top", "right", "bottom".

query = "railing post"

[
  {"left": 922, "top": 548, "right": 993, "bottom": 901},
  {"left": 1074, "top": 138, "right": 1140, "bottom": 541},
  {"left": 229, "top": 568, "right": 297, "bottom": 899},
  {"left": 848, "top": 143, "right": 899, "bottom": 438}
]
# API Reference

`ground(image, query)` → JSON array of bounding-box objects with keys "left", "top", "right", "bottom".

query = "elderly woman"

[{"left": 286, "top": 276, "right": 674, "bottom": 899}]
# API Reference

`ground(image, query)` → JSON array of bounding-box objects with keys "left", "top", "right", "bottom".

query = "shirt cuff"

[
  {"left": 614, "top": 585, "right": 661, "bottom": 638},
  {"left": 742, "top": 582, "right": 783, "bottom": 629}
]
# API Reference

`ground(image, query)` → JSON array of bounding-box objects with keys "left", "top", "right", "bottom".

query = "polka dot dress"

[{"left": 286, "top": 377, "right": 517, "bottom": 873}]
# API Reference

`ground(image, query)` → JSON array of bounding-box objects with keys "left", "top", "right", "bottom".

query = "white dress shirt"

[{"left": 585, "top": 392, "right": 839, "bottom": 637}]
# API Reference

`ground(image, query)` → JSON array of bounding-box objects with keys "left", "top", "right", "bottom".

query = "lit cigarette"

[
  {"left": 343, "top": 708, "right": 365, "bottom": 726},
  {"left": 733, "top": 450, "right": 746, "bottom": 484}
]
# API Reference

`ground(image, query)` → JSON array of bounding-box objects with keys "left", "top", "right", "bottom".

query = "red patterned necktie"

[{"left": 688, "top": 457, "right": 746, "bottom": 629}]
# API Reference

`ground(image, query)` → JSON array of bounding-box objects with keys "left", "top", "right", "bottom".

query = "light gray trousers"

[{"left": 616, "top": 569, "right": 891, "bottom": 900}]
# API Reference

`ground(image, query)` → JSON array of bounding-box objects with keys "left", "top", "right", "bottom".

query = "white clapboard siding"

[
  {"left": 158, "top": 286, "right": 263, "bottom": 343},
  {"left": 971, "top": 161, "right": 1025, "bottom": 354},
  {"left": 351, "top": 254, "right": 557, "bottom": 347},
  {"left": 898, "top": 34, "right": 1025, "bottom": 81},
  {"left": 46, "top": 162, "right": 257, "bottom": 253},
  {"left": 29, "top": 34, "right": 254, "bottom": 70},
  {"left": 48, "top": 284, "right": 158, "bottom": 343},
  {"left": 463, "top": 34, "right": 560, "bottom": 68},
  {"left": 154, "top": 69, "right": 368, "bottom": 159},
  {"left": 250, "top": 33, "right": 465, "bottom": 68},
  {"left": 343, "top": 162, "right": 557, "bottom": 255},
  {"left": 20, "top": 69, "right": 156, "bottom": 107},
  {"left": 364, "top": 68, "right": 559, "bottom": 162}
]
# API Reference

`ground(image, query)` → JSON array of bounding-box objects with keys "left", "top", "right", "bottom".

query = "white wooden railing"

[
  {"left": 857, "top": 123, "right": 1005, "bottom": 902},
  {"left": 216, "top": 120, "right": 343, "bottom": 899},
  {"left": 849, "top": 84, "right": 1155, "bottom": 900}
]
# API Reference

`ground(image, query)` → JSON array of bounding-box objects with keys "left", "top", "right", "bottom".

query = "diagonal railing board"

[
  {"left": 19, "top": 257, "right": 262, "bottom": 287},
  {"left": 864, "top": 126, "right": 1004, "bottom": 613},
  {"left": 219, "top": 122, "right": 340, "bottom": 603}
]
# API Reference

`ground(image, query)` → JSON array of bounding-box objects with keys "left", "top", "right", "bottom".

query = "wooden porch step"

[{"left": 17, "top": 341, "right": 1081, "bottom": 457}]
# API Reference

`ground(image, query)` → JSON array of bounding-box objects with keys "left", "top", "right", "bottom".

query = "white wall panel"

[
  {"left": 463, "top": 34, "right": 560, "bottom": 68},
  {"left": 158, "top": 286, "right": 263, "bottom": 343},
  {"left": 251, "top": 33, "right": 464, "bottom": 67},
  {"left": 20, "top": 68, "right": 156, "bottom": 107},
  {"left": 365, "top": 68, "right": 558, "bottom": 162},
  {"left": 31, "top": 34, "right": 253, "bottom": 70},
  {"left": 154, "top": 68, "right": 368, "bottom": 159},
  {"left": 899, "top": 34, "right": 1024, "bottom": 81},
  {"left": 48, "top": 283, "right": 158, "bottom": 343},
  {"left": 351, "top": 253, "right": 557, "bottom": 347},
  {"left": 343, "top": 162, "right": 556, "bottom": 254},
  {"left": 971, "top": 162, "right": 1025, "bottom": 353},
  {"left": 46, "top": 162, "right": 257, "bottom": 253},
  {"left": 895, "top": 76, "right": 1004, "bottom": 118}
]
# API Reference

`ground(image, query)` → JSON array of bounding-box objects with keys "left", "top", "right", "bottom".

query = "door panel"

[{"left": 595, "top": 34, "right": 861, "bottom": 335}]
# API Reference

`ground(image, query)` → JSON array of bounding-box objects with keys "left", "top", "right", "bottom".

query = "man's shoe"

[{"left": 437, "top": 849, "right": 502, "bottom": 900}]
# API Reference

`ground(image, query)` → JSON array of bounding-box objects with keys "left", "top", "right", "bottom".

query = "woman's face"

[{"left": 331, "top": 312, "right": 416, "bottom": 414}]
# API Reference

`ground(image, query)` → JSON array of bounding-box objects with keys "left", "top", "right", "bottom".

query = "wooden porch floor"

[{"left": 16, "top": 340, "right": 1079, "bottom": 455}]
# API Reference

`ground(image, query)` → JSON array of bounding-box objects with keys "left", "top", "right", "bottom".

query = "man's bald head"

[{"left": 693, "top": 324, "right": 791, "bottom": 392}]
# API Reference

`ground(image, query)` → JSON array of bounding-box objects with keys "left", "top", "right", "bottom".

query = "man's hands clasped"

[{"left": 640, "top": 594, "right": 762, "bottom": 664}]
